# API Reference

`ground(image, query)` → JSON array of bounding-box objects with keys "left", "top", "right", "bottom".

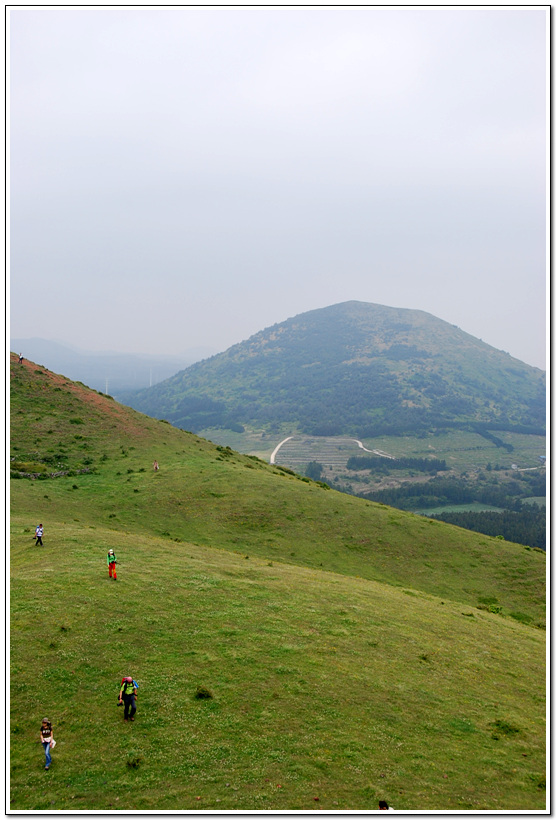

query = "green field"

[
  {"left": 413, "top": 502, "right": 505, "bottom": 517},
  {"left": 523, "top": 497, "right": 546, "bottom": 508},
  {"left": 10, "top": 356, "right": 547, "bottom": 811}
]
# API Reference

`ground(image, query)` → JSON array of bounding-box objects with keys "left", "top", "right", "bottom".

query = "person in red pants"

[{"left": 107, "top": 549, "right": 117, "bottom": 580}]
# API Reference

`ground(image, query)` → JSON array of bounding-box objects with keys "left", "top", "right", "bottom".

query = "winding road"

[{"left": 269, "top": 436, "right": 395, "bottom": 464}]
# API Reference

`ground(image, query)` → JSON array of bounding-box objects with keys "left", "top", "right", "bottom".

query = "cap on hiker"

[
  {"left": 126, "top": 676, "right": 133, "bottom": 682},
  {"left": 108, "top": 549, "right": 114, "bottom": 554}
]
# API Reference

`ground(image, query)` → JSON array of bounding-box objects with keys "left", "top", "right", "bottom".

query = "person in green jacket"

[
  {"left": 107, "top": 549, "right": 117, "bottom": 580},
  {"left": 119, "top": 676, "right": 137, "bottom": 721}
]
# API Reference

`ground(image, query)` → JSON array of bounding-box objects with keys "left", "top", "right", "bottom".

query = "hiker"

[
  {"left": 107, "top": 549, "right": 117, "bottom": 580},
  {"left": 18, "top": 352, "right": 23, "bottom": 364},
  {"left": 153, "top": 460, "right": 159, "bottom": 471},
  {"left": 378, "top": 800, "right": 394, "bottom": 810},
  {"left": 119, "top": 676, "right": 138, "bottom": 722},
  {"left": 35, "top": 524, "right": 44, "bottom": 546},
  {"left": 39, "top": 718, "right": 55, "bottom": 770}
]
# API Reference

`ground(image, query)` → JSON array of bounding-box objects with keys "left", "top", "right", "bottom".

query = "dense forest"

[
  {"left": 126, "top": 366, "right": 545, "bottom": 439},
  {"left": 347, "top": 455, "right": 447, "bottom": 473},
  {"left": 358, "top": 471, "right": 546, "bottom": 549},
  {"left": 359, "top": 471, "right": 545, "bottom": 509},
  {"left": 430, "top": 506, "right": 546, "bottom": 550}
]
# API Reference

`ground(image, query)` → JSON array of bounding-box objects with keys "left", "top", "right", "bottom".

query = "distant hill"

[
  {"left": 123, "top": 301, "right": 546, "bottom": 437},
  {"left": 10, "top": 338, "right": 216, "bottom": 397}
]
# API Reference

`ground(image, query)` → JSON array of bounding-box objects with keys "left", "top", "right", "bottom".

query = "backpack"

[{"left": 120, "top": 677, "right": 139, "bottom": 690}]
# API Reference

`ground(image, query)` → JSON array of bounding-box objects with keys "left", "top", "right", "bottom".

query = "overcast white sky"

[{"left": 9, "top": 6, "right": 548, "bottom": 369}]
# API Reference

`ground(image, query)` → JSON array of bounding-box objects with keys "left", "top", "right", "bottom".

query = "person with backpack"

[
  {"left": 35, "top": 524, "right": 44, "bottom": 546},
  {"left": 119, "top": 676, "right": 138, "bottom": 722},
  {"left": 39, "top": 718, "right": 55, "bottom": 770},
  {"left": 107, "top": 549, "right": 117, "bottom": 580}
]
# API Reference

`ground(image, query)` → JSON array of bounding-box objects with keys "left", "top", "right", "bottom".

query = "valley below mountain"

[{"left": 120, "top": 302, "right": 546, "bottom": 548}]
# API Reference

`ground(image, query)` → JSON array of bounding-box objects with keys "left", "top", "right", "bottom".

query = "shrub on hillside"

[{"left": 305, "top": 461, "right": 324, "bottom": 480}]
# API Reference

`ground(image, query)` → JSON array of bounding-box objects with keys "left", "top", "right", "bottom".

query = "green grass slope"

[
  {"left": 11, "top": 523, "right": 546, "bottom": 811},
  {"left": 10, "top": 356, "right": 546, "bottom": 810}
]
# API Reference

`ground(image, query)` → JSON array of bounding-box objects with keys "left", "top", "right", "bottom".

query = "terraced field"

[{"left": 199, "top": 428, "right": 546, "bottom": 500}]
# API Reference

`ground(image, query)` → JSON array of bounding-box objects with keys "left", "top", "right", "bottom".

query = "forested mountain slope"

[{"left": 123, "top": 301, "right": 545, "bottom": 437}]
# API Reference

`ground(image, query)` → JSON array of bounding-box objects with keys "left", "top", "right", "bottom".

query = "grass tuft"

[
  {"left": 490, "top": 719, "right": 520, "bottom": 737},
  {"left": 194, "top": 686, "right": 214, "bottom": 700}
]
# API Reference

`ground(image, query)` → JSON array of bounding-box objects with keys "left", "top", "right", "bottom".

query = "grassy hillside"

[
  {"left": 10, "top": 522, "right": 546, "bottom": 811},
  {"left": 123, "top": 301, "right": 546, "bottom": 437},
  {"left": 10, "top": 356, "right": 545, "bottom": 624},
  {"left": 10, "top": 355, "right": 546, "bottom": 810}
]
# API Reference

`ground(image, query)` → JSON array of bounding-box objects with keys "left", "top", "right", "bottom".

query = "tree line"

[
  {"left": 346, "top": 455, "right": 447, "bottom": 473},
  {"left": 359, "top": 472, "right": 545, "bottom": 510},
  {"left": 430, "top": 507, "right": 545, "bottom": 550},
  {"left": 358, "top": 471, "right": 545, "bottom": 549}
]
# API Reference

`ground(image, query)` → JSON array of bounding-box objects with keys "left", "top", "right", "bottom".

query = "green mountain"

[
  {"left": 122, "top": 301, "right": 546, "bottom": 437},
  {"left": 10, "top": 355, "right": 546, "bottom": 811}
]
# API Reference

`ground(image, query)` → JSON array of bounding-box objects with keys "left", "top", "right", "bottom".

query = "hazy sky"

[{"left": 9, "top": 7, "right": 547, "bottom": 369}]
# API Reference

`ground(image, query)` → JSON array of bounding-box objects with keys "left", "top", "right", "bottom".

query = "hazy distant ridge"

[{"left": 10, "top": 338, "right": 216, "bottom": 396}]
